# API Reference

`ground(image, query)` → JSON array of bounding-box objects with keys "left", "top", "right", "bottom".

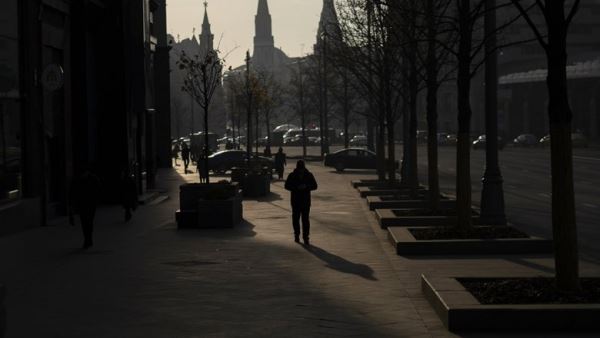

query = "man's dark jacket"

[{"left": 284, "top": 168, "right": 318, "bottom": 208}]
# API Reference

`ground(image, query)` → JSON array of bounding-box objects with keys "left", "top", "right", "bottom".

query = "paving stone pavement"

[{"left": 1, "top": 163, "right": 599, "bottom": 337}]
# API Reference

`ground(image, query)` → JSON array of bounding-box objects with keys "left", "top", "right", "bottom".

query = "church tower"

[
  {"left": 253, "top": 0, "right": 275, "bottom": 70},
  {"left": 315, "top": 0, "right": 343, "bottom": 51},
  {"left": 199, "top": 1, "right": 214, "bottom": 58}
]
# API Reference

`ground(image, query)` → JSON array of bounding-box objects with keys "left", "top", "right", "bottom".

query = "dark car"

[
  {"left": 472, "top": 135, "right": 506, "bottom": 150},
  {"left": 324, "top": 148, "right": 395, "bottom": 172},
  {"left": 204, "top": 150, "right": 273, "bottom": 174},
  {"left": 513, "top": 134, "right": 538, "bottom": 147}
]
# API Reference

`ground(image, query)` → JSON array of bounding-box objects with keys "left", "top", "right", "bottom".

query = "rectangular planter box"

[
  {"left": 351, "top": 180, "right": 391, "bottom": 188},
  {"left": 375, "top": 209, "right": 479, "bottom": 228},
  {"left": 242, "top": 174, "right": 271, "bottom": 197},
  {"left": 197, "top": 196, "right": 243, "bottom": 228},
  {"left": 176, "top": 195, "right": 243, "bottom": 229},
  {"left": 422, "top": 275, "right": 600, "bottom": 331},
  {"left": 358, "top": 186, "right": 427, "bottom": 198},
  {"left": 367, "top": 196, "right": 456, "bottom": 211},
  {"left": 179, "top": 183, "right": 240, "bottom": 211},
  {"left": 177, "top": 183, "right": 243, "bottom": 229},
  {"left": 388, "top": 226, "right": 553, "bottom": 255}
]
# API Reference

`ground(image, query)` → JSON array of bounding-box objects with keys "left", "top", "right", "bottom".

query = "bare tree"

[
  {"left": 509, "top": 0, "right": 581, "bottom": 292},
  {"left": 178, "top": 50, "right": 224, "bottom": 184}
]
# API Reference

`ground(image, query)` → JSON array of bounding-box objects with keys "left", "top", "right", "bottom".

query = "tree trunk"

[
  {"left": 426, "top": 0, "right": 440, "bottom": 211},
  {"left": 546, "top": 1, "right": 579, "bottom": 291},
  {"left": 408, "top": 65, "right": 419, "bottom": 197},
  {"left": 376, "top": 114, "right": 386, "bottom": 181},
  {"left": 265, "top": 109, "right": 271, "bottom": 155},
  {"left": 456, "top": 0, "right": 473, "bottom": 230}
]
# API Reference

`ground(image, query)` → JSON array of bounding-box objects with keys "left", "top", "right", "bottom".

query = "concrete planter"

[
  {"left": 176, "top": 183, "right": 243, "bottom": 228},
  {"left": 422, "top": 275, "right": 600, "bottom": 331},
  {"left": 367, "top": 196, "right": 455, "bottom": 211},
  {"left": 388, "top": 226, "right": 553, "bottom": 255},
  {"left": 230, "top": 167, "right": 247, "bottom": 184},
  {"left": 375, "top": 209, "right": 480, "bottom": 228},
  {"left": 358, "top": 186, "right": 428, "bottom": 198},
  {"left": 242, "top": 174, "right": 271, "bottom": 198}
]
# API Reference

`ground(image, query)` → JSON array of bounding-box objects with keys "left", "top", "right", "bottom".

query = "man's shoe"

[
  {"left": 303, "top": 238, "right": 310, "bottom": 246},
  {"left": 294, "top": 235, "right": 300, "bottom": 243}
]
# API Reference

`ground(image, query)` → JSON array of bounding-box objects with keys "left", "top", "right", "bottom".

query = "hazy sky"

[{"left": 167, "top": 0, "right": 323, "bottom": 67}]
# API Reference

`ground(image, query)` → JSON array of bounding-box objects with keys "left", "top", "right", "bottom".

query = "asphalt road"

[
  {"left": 419, "top": 145, "right": 600, "bottom": 265},
  {"left": 279, "top": 144, "right": 600, "bottom": 264}
]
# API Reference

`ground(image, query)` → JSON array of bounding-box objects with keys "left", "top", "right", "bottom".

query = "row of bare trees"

[{"left": 327, "top": 0, "right": 582, "bottom": 292}]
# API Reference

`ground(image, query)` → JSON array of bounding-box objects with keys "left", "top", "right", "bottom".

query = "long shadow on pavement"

[{"left": 302, "top": 244, "right": 378, "bottom": 281}]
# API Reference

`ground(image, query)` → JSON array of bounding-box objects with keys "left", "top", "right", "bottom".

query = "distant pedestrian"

[
  {"left": 274, "top": 147, "right": 287, "bottom": 180},
  {"left": 263, "top": 146, "right": 272, "bottom": 157},
  {"left": 172, "top": 142, "right": 181, "bottom": 166},
  {"left": 181, "top": 142, "right": 191, "bottom": 173},
  {"left": 285, "top": 160, "right": 318, "bottom": 245},
  {"left": 70, "top": 165, "right": 101, "bottom": 249},
  {"left": 121, "top": 168, "right": 138, "bottom": 222}
]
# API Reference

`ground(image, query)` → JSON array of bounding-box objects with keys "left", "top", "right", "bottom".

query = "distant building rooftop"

[{"left": 499, "top": 58, "right": 600, "bottom": 85}]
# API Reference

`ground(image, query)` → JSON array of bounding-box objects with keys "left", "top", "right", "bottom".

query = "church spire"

[
  {"left": 199, "top": 1, "right": 214, "bottom": 57},
  {"left": 253, "top": 0, "right": 275, "bottom": 70},
  {"left": 316, "top": 0, "right": 342, "bottom": 50}
]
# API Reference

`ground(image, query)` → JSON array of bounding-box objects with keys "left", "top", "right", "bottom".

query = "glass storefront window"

[{"left": 0, "top": 0, "right": 21, "bottom": 201}]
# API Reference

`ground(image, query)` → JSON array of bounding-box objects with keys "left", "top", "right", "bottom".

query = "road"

[
  {"left": 279, "top": 144, "right": 600, "bottom": 264},
  {"left": 421, "top": 145, "right": 600, "bottom": 265}
]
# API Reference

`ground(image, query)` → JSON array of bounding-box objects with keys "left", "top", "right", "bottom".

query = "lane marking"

[
  {"left": 583, "top": 203, "right": 598, "bottom": 209},
  {"left": 538, "top": 193, "right": 551, "bottom": 198}
]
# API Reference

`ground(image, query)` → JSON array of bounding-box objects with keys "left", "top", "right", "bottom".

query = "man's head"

[
  {"left": 278, "top": 147, "right": 283, "bottom": 153},
  {"left": 296, "top": 160, "right": 306, "bottom": 171}
]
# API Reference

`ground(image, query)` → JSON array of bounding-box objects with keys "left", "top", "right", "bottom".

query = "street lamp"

[{"left": 480, "top": 0, "right": 507, "bottom": 225}]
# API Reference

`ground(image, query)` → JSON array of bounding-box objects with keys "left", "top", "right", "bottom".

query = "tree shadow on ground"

[{"left": 302, "top": 244, "right": 377, "bottom": 281}]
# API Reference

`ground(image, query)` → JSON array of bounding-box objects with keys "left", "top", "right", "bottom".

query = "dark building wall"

[{"left": 0, "top": 0, "right": 170, "bottom": 235}]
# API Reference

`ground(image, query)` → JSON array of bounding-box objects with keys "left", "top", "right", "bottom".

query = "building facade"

[{"left": 0, "top": 0, "right": 171, "bottom": 235}]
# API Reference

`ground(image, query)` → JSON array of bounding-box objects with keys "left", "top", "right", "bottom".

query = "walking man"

[
  {"left": 121, "top": 167, "right": 137, "bottom": 222},
  {"left": 274, "top": 147, "right": 287, "bottom": 180},
  {"left": 181, "top": 142, "right": 191, "bottom": 174},
  {"left": 285, "top": 160, "right": 318, "bottom": 245},
  {"left": 70, "top": 165, "right": 101, "bottom": 249}
]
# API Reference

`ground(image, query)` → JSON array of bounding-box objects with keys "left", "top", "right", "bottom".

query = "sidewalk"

[{"left": 1, "top": 164, "right": 598, "bottom": 337}]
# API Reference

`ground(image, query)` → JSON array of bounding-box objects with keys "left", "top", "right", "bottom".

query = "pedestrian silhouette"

[
  {"left": 181, "top": 142, "right": 191, "bottom": 174},
  {"left": 284, "top": 160, "right": 317, "bottom": 245},
  {"left": 172, "top": 142, "right": 181, "bottom": 166},
  {"left": 274, "top": 147, "right": 287, "bottom": 180},
  {"left": 121, "top": 167, "right": 137, "bottom": 222},
  {"left": 70, "top": 165, "right": 101, "bottom": 249}
]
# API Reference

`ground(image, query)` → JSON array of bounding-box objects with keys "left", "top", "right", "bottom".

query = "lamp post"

[
  {"left": 245, "top": 51, "right": 252, "bottom": 160},
  {"left": 480, "top": 0, "right": 507, "bottom": 225}
]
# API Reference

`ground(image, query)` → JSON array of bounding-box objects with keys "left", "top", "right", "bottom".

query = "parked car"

[
  {"left": 539, "top": 132, "right": 589, "bottom": 148},
  {"left": 349, "top": 135, "right": 368, "bottom": 146},
  {"left": 273, "top": 124, "right": 299, "bottom": 133},
  {"left": 472, "top": 135, "right": 506, "bottom": 150},
  {"left": 203, "top": 150, "right": 273, "bottom": 174},
  {"left": 324, "top": 148, "right": 397, "bottom": 172},
  {"left": 513, "top": 134, "right": 538, "bottom": 147}
]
